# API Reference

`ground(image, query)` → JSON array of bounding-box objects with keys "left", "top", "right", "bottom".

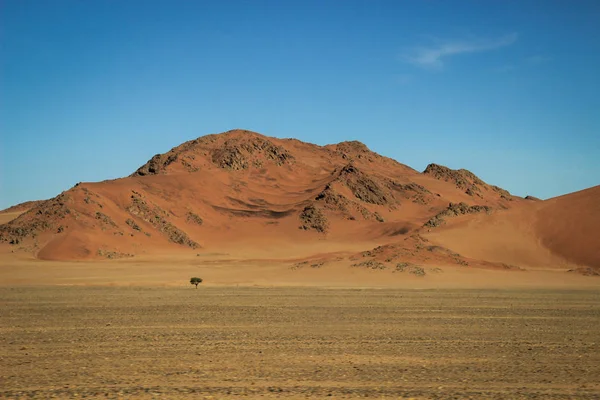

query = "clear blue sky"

[{"left": 1, "top": 0, "right": 599, "bottom": 209}]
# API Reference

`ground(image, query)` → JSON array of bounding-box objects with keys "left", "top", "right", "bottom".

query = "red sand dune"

[
  {"left": 422, "top": 186, "right": 600, "bottom": 272},
  {"left": 536, "top": 186, "right": 600, "bottom": 269},
  {"left": 0, "top": 129, "right": 597, "bottom": 274}
]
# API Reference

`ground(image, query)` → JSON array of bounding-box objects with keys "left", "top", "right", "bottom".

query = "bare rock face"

[
  {"left": 132, "top": 153, "right": 179, "bottom": 176},
  {"left": 491, "top": 185, "right": 512, "bottom": 200},
  {"left": 423, "top": 163, "right": 515, "bottom": 201},
  {"left": 388, "top": 181, "right": 433, "bottom": 205},
  {"left": 212, "top": 137, "right": 294, "bottom": 170},
  {"left": 132, "top": 130, "right": 296, "bottom": 175},
  {"left": 336, "top": 164, "right": 392, "bottom": 206},
  {"left": 0, "top": 193, "right": 73, "bottom": 244},
  {"left": 424, "top": 202, "right": 492, "bottom": 228},
  {"left": 314, "top": 185, "right": 384, "bottom": 222},
  {"left": 126, "top": 192, "right": 199, "bottom": 248},
  {"left": 211, "top": 146, "right": 249, "bottom": 170},
  {"left": 335, "top": 141, "right": 374, "bottom": 161},
  {"left": 186, "top": 212, "right": 203, "bottom": 225},
  {"left": 351, "top": 260, "right": 387, "bottom": 270},
  {"left": 423, "top": 163, "right": 485, "bottom": 197},
  {"left": 299, "top": 205, "right": 329, "bottom": 233},
  {"left": 238, "top": 136, "right": 294, "bottom": 165},
  {"left": 95, "top": 211, "right": 117, "bottom": 228},
  {"left": 352, "top": 234, "right": 473, "bottom": 268}
]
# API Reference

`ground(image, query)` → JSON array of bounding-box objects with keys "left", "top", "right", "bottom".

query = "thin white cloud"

[{"left": 404, "top": 33, "right": 518, "bottom": 70}]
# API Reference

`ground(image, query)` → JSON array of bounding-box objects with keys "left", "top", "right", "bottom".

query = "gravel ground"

[{"left": 1, "top": 287, "right": 599, "bottom": 399}]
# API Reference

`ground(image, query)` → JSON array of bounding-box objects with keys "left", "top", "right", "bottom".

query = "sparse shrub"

[{"left": 190, "top": 277, "right": 203, "bottom": 289}]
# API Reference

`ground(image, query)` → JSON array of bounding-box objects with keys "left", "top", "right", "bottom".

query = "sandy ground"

[
  {"left": 1, "top": 252, "right": 599, "bottom": 289},
  {"left": 1, "top": 287, "right": 599, "bottom": 399}
]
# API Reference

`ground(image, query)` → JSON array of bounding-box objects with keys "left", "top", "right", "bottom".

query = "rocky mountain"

[{"left": 2, "top": 129, "right": 595, "bottom": 272}]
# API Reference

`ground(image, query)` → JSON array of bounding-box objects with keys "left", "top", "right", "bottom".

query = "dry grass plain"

[{"left": 1, "top": 287, "right": 599, "bottom": 399}]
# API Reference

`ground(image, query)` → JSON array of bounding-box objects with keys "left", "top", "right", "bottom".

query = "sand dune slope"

[
  {"left": 424, "top": 186, "right": 600, "bottom": 271},
  {"left": 536, "top": 185, "right": 600, "bottom": 269}
]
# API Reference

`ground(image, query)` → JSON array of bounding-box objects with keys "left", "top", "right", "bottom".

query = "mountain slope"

[{"left": 0, "top": 129, "right": 552, "bottom": 266}]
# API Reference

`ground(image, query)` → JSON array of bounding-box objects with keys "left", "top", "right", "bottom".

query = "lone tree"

[{"left": 190, "top": 277, "right": 203, "bottom": 289}]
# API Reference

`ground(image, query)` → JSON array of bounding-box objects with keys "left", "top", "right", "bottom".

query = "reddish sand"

[
  {"left": 0, "top": 129, "right": 598, "bottom": 286},
  {"left": 424, "top": 185, "right": 600, "bottom": 271}
]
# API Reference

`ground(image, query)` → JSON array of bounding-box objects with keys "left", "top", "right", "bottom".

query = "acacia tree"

[{"left": 190, "top": 277, "right": 203, "bottom": 289}]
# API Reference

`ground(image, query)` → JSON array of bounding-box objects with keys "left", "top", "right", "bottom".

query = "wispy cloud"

[{"left": 404, "top": 33, "right": 518, "bottom": 70}]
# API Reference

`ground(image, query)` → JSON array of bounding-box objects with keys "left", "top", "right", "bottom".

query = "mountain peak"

[{"left": 131, "top": 129, "right": 293, "bottom": 176}]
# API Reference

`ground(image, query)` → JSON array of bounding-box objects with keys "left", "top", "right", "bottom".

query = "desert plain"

[
  {"left": 1, "top": 249, "right": 600, "bottom": 399},
  {"left": 1, "top": 284, "right": 600, "bottom": 399}
]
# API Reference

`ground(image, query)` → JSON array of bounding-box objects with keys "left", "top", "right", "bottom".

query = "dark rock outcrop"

[
  {"left": 299, "top": 205, "right": 329, "bottom": 233},
  {"left": 424, "top": 202, "right": 492, "bottom": 228}
]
